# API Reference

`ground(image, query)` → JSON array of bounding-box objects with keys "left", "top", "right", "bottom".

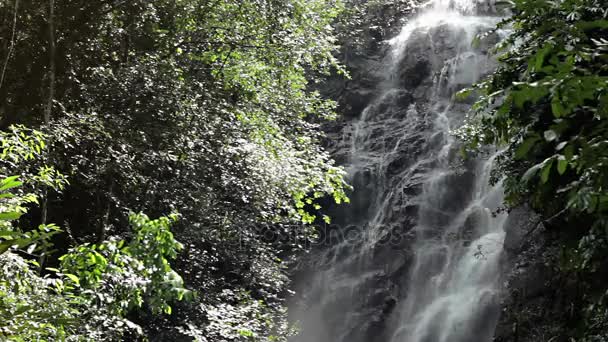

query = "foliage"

[
  {"left": 458, "top": 0, "right": 608, "bottom": 338},
  {"left": 0, "top": 213, "right": 190, "bottom": 341},
  {"left": 0, "top": 253, "right": 81, "bottom": 341},
  {"left": 0, "top": 128, "right": 190, "bottom": 340},
  {"left": 0, "top": 125, "right": 66, "bottom": 256},
  {"left": 60, "top": 213, "right": 192, "bottom": 317},
  {"left": 0, "top": 128, "right": 70, "bottom": 341},
  {"left": 0, "top": 0, "right": 351, "bottom": 340},
  {"left": 191, "top": 290, "right": 297, "bottom": 342},
  {"left": 459, "top": 0, "right": 608, "bottom": 252}
]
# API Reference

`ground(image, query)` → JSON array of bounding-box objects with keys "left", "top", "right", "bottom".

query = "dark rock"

[
  {"left": 493, "top": 205, "right": 581, "bottom": 342},
  {"left": 340, "top": 88, "right": 376, "bottom": 118},
  {"left": 399, "top": 58, "right": 431, "bottom": 89},
  {"left": 503, "top": 206, "right": 542, "bottom": 253},
  {"left": 458, "top": 206, "right": 488, "bottom": 244}
]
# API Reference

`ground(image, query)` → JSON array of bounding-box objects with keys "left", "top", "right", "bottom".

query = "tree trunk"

[
  {"left": 39, "top": 0, "right": 55, "bottom": 274},
  {"left": 98, "top": 180, "right": 114, "bottom": 244},
  {"left": 44, "top": 0, "right": 55, "bottom": 125}
]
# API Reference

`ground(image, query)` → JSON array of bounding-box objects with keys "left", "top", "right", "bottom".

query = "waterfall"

[{"left": 291, "top": 1, "right": 509, "bottom": 341}]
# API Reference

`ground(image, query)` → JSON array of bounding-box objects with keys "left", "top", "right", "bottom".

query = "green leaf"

[
  {"left": 0, "top": 239, "right": 18, "bottom": 254},
  {"left": 551, "top": 97, "right": 566, "bottom": 117},
  {"left": 557, "top": 157, "right": 568, "bottom": 175},
  {"left": 522, "top": 163, "right": 542, "bottom": 182},
  {"left": 0, "top": 230, "right": 20, "bottom": 237},
  {"left": 14, "top": 305, "right": 31, "bottom": 316},
  {"left": 64, "top": 273, "right": 81, "bottom": 286},
  {"left": 515, "top": 136, "right": 540, "bottom": 159},
  {"left": 577, "top": 20, "right": 608, "bottom": 31},
  {"left": 541, "top": 159, "right": 554, "bottom": 184},
  {"left": 0, "top": 176, "right": 22, "bottom": 191},
  {"left": 471, "top": 35, "right": 481, "bottom": 49},
  {"left": 239, "top": 329, "right": 255, "bottom": 338},
  {"left": 455, "top": 88, "right": 472, "bottom": 101},
  {"left": 564, "top": 144, "right": 575, "bottom": 161},
  {"left": 534, "top": 43, "right": 552, "bottom": 71},
  {"left": 512, "top": 90, "right": 528, "bottom": 108},
  {"left": 0, "top": 211, "right": 22, "bottom": 221}
]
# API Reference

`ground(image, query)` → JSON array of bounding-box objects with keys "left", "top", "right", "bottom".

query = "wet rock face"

[
  {"left": 396, "top": 31, "right": 432, "bottom": 90},
  {"left": 494, "top": 206, "right": 579, "bottom": 342},
  {"left": 343, "top": 88, "right": 377, "bottom": 119}
]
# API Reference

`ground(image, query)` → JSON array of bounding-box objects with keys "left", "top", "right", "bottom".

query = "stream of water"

[{"left": 292, "top": 1, "right": 508, "bottom": 341}]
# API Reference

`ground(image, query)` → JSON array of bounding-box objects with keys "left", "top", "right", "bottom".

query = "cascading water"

[{"left": 291, "top": 1, "right": 509, "bottom": 341}]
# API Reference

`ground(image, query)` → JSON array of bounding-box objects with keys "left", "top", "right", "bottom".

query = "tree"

[
  {"left": 459, "top": 0, "right": 608, "bottom": 338},
  {"left": 0, "top": 0, "right": 349, "bottom": 340}
]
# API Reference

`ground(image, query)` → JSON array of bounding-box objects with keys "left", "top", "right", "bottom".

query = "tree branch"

[
  {"left": 0, "top": 0, "right": 19, "bottom": 93},
  {"left": 44, "top": 0, "right": 55, "bottom": 125}
]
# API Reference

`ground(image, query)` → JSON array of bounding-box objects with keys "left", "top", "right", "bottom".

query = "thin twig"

[
  {"left": 44, "top": 0, "right": 55, "bottom": 125},
  {"left": 0, "top": 0, "right": 20, "bottom": 92},
  {"left": 517, "top": 207, "right": 570, "bottom": 252}
]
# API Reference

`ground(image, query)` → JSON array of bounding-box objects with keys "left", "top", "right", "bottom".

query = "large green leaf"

[
  {"left": 0, "top": 211, "right": 22, "bottom": 221},
  {"left": 557, "top": 157, "right": 568, "bottom": 175},
  {"left": 515, "top": 136, "right": 540, "bottom": 159},
  {"left": 522, "top": 163, "right": 542, "bottom": 182},
  {"left": 0, "top": 239, "right": 20, "bottom": 254},
  {"left": 0, "top": 176, "right": 22, "bottom": 192},
  {"left": 541, "top": 159, "right": 554, "bottom": 184}
]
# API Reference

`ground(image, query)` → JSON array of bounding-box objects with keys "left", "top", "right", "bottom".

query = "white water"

[
  {"left": 390, "top": 154, "right": 506, "bottom": 342},
  {"left": 292, "top": 1, "right": 508, "bottom": 341},
  {"left": 386, "top": 2, "right": 508, "bottom": 341}
]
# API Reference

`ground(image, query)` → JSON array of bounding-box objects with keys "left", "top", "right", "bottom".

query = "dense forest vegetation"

[
  {"left": 0, "top": 0, "right": 354, "bottom": 340},
  {"left": 0, "top": 0, "right": 607, "bottom": 340}
]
